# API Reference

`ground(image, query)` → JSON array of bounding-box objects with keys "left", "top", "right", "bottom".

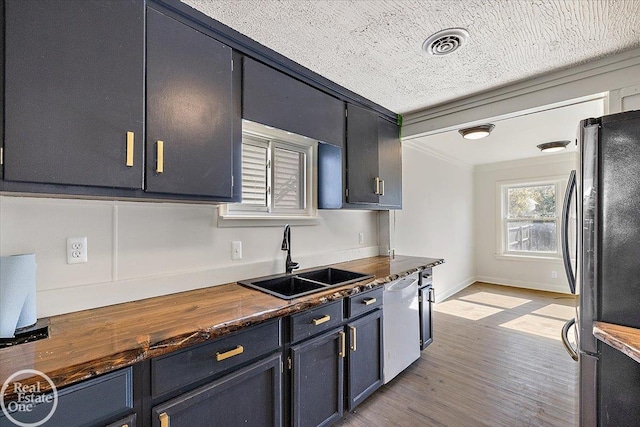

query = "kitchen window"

[
  {"left": 498, "top": 179, "right": 563, "bottom": 258},
  {"left": 219, "top": 120, "right": 317, "bottom": 225}
]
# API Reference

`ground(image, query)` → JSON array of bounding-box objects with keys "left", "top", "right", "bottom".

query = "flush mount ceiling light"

[
  {"left": 537, "top": 140, "right": 570, "bottom": 153},
  {"left": 422, "top": 28, "right": 470, "bottom": 56},
  {"left": 458, "top": 124, "right": 495, "bottom": 140}
]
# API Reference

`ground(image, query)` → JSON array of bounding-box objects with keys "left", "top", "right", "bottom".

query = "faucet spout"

[{"left": 281, "top": 224, "right": 299, "bottom": 274}]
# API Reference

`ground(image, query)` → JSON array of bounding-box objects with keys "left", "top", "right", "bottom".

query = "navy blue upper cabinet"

[
  {"left": 242, "top": 57, "right": 345, "bottom": 147},
  {"left": 3, "top": 0, "right": 144, "bottom": 188},
  {"left": 145, "top": 8, "right": 235, "bottom": 198},
  {"left": 345, "top": 104, "right": 402, "bottom": 209}
]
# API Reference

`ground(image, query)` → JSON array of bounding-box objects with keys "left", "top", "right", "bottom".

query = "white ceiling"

[
  {"left": 185, "top": 0, "right": 640, "bottom": 114},
  {"left": 405, "top": 96, "right": 606, "bottom": 166},
  {"left": 183, "top": 0, "right": 637, "bottom": 165}
]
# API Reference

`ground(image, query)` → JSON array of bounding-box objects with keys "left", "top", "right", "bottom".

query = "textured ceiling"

[{"left": 184, "top": 0, "right": 640, "bottom": 114}]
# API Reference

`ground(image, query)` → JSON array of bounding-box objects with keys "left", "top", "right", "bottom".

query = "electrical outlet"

[
  {"left": 231, "top": 241, "right": 242, "bottom": 260},
  {"left": 358, "top": 232, "right": 364, "bottom": 245},
  {"left": 551, "top": 270, "right": 558, "bottom": 279},
  {"left": 67, "top": 237, "right": 88, "bottom": 264}
]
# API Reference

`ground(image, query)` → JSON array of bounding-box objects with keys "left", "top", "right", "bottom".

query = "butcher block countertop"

[
  {"left": 593, "top": 321, "right": 640, "bottom": 363},
  {"left": 0, "top": 255, "right": 443, "bottom": 399}
]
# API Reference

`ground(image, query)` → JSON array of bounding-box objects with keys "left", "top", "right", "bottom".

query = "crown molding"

[
  {"left": 402, "top": 140, "right": 474, "bottom": 171},
  {"left": 474, "top": 151, "right": 577, "bottom": 173}
]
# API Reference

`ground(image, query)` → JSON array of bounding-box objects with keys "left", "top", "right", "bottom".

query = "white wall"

[
  {"left": 0, "top": 196, "right": 379, "bottom": 317},
  {"left": 474, "top": 153, "right": 576, "bottom": 294},
  {"left": 392, "top": 144, "right": 475, "bottom": 302}
]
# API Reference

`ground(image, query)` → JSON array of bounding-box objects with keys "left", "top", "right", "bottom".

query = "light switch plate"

[{"left": 67, "top": 237, "right": 88, "bottom": 264}]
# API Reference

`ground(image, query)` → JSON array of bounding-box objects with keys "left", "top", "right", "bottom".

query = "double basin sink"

[{"left": 238, "top": 268, "right": 374, "bottom": 300}]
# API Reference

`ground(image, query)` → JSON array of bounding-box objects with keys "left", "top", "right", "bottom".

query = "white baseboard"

[
  {"left": 435, "top": 276, "right": 476, "bottom": 303},
  {"left": 475, "top": 275, "right": 572, "bottom": 295},
  {"left": 37, "top": 245, "right": 381, "bottom": 317}
]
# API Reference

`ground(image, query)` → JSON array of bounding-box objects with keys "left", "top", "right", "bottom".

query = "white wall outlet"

[
  {"left": 67, "top": 237, "right": 88, "bottom": 264},
  {"left": 231, "top": 241, "right": 242, "bottom": 260},
  {"left": 551, "top": 270, "right": 558, "bottom": 279},
  {"left": 358, "top": 232, "right": 364, "bottom": 245}
]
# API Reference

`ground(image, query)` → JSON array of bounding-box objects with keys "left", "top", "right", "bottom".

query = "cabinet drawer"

[
  {"left": 290, "top": 300, "right": 344, "bottom": 343},
  {"left": 0, "top": 367, "right": 133, "bottom": 427},
  {"left": 152, "top": 353, "right": 282, "bottom": 427},
  {"left": 152, "top": 319, "right": 281, "bottom": 398},
  {"left": 105, "top": 413, "right": 137, "bottom": 427},
  {"left": 347, "top": 287, "right": 383, "bottom": 319}
]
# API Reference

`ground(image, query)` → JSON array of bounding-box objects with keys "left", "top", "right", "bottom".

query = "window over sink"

[{"left": 218, "top": 120, "right": 318, "bottom": 226}]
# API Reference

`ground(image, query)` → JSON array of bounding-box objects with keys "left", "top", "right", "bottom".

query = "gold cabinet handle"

[
  {"left": 312, "top": 315, "right": 331, "bottom": 326},
  {"left": 350, "top": 326, "right": 357, "bottom": 352},
  {"left": 374, "top": 177, "right": 381, "bottom": 195},
  {"left": 380, "top": 179, "right": 385, "bottom": 196},
  {"left": 363, "top": 297, "right": 377, "bottom": 306},
  {"left": 159, "top": 412, "right": 170, "bottom": 427},
  {"left": 156, "top": 140, "right": 164, "bottom": 173},
  {"left": 338, "top": 331, "right": 346, "bottom": 358},
  {"left": 216, "top": 345, "right": 244, "bottom": 362},
  {"left": 126, "top": 132, "right": 134, "bottom": 167}
]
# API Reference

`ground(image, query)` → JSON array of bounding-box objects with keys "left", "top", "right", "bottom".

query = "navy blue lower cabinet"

[
  {"left": 346, "top": 309, "right": 383, "bottom": 411},
  {"left": 0, "top": 368, "right": 134, "bottom": 427},
  {"left": 290, "top": 327, "right": 345, "bottom": 427},
  {"left": 151, "top": 353, "right": 282, "bottom": 427}
]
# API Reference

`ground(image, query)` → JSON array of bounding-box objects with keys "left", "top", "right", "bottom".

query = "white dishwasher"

[{"left": 383, "top": 272, "right": 420, "bottom": 383}]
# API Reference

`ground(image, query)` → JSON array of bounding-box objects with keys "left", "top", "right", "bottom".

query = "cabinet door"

[
  {"left": 146, "top": 8, "right": 233, "bottom": 197},
  {"left": 243, "top": 58, "right": 345, "bottom": 147},
  {"left": 152, "top": 353, "right": 282, "bottom": 427},
  {"left": 346, "top": 310, "right": 383, "bottom": 411},
  {"left": 291, "top": 328, "right": 344, "bottom": 427},
  {"left": 377, "top": 117, "right": 402, "bottom": 208},
  {"left": 419, "top": 286, "right": 434, "bottom": 350},
  {"left": 346, "top": 104, "right": 379, "bottom": 204},
  {"left": 3, "top": 0, "right": 144, "bottom": 188}
]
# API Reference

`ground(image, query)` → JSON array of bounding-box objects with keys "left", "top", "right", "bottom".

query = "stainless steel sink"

[{"left": 238, "top": 267, "right": 373, "bottom": 300}]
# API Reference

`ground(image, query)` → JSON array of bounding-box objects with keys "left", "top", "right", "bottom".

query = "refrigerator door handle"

[
  {"left": 561, "top": 317, "right": 579, "bottom": 361},
  {"left": 562, "top": 170, "right": 577, "bottom": 294}
]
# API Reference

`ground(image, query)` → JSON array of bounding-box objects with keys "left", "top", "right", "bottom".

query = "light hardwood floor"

[{"left": 337, "top": 282, "right": 578, "bottom": 427}]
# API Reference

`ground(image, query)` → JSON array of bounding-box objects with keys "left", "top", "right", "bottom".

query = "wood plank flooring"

[{"left": 336, "top": 282, "right": 578, "bottom": 427}]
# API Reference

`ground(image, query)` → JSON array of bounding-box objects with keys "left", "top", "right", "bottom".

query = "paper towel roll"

[{"left": 0, "top": 254, "right": 37, "bottom": 338}]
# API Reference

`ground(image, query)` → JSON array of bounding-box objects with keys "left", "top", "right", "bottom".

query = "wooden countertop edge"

[
  {"left": 593, "top": 321, "right": 640, "bottom": 364},
  {"left": 1, "top": 256, "right": 444, "bottom": 400}
]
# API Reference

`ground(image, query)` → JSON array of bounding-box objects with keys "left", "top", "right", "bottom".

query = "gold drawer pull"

[
  {"left": 363, "top": 297, "right": 377, "bottom": 305},
  {"left": 126, "top": 131, "right": 134, "bottom": 167},
  {"left": 156, "top": 140, "right": 164, "bottom": 173},
  {"left": 374, "top": 177, "right": 381, "bottom": 195},
  {"left": 312, "top": 315, "right": 331, "bottom": 326},
  {"left": 216, "top": 345, "right": 244, "bottom": 362},
  {"left": 350, "top": 326, "right": 357, "bottom": 352},
  {"left": 339, "top": 331, "right": 346, "bottom": 358},
  {"left": 159, "top": 412, "right": 170, "bottom": 427}
]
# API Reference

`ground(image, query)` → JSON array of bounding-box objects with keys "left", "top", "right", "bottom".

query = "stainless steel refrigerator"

[{"left": 561, "top": 110, "right": 640, "bottom": 427}]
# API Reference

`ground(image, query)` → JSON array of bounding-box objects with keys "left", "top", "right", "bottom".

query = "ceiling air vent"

[{"left": 422, "top": 28, "right": 470, "bottom": 56}]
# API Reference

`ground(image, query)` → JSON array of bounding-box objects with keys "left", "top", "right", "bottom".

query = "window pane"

[
  {"left": 273, "top": 147, "right": 304, "bottom": 210},
  {"left": 508, "top": 185, "right": 556, "bottom": 219},
  {"left": 241, "top": 142, "right": 268, "bottom": 206},
  {"left": 507, "top": 220, "right": 557, "bottom": 252}
]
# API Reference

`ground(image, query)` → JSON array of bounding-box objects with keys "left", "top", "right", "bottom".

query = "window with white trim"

[
  {"left": 224, "top": 120, "right": 316, "bottom": 220},
  {"left": 500, "top": 180, "right": 561, "bottom": 257}
]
